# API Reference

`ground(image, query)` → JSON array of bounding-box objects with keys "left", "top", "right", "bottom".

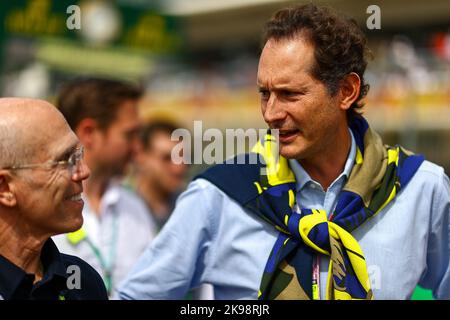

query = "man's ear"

[
  {"left": 339, "top": 72, "right": 361, "bottom": 111},
  {"left": 0, "top": 171, "right": 17, "bottom": 207},
  {"left": 75, "top": 118, "right": 100, "bottom": 149}
]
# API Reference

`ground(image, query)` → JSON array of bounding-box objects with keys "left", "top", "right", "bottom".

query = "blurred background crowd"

[
  {"left": 1, "top": 0, "right": 450, "bottom": 173},
  {"left": 0, "top": 0, "right": 449, "bottom": 299}
]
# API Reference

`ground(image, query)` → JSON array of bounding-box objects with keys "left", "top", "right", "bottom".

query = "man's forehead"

[
  {"left": 21, "top": 111, "right": 78, "bottom": 159},
  {"left": 0, "top": 98, "right": 82, "bottom": 167},
  {"left": 257, "top": 65, "right": 312, "bottom": 88},
  {"left": 109, "top": 100, "right": 140, "bottom": 128},
  {"left": 28, "top": 128, "right": 78, "bottom": 162},
  {"left": 257, "top": 72, "right": 307, "bottom": 86},
  {"left": 260, "top": 37, "right": 314, "bottom": 65},
  {"left": 153, "top": 133, "right": 177, "bottom": 146},
  {"left": 257, "top": 38, "right": 315, "bottom": 86}
]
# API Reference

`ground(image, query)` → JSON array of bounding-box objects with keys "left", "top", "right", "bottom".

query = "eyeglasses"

[{"left": 2, "top": 146, "right": 85, "bottom": 177}]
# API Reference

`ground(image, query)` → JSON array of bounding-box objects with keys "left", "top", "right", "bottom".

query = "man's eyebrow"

[
  {"left": 258, "top": 84, "right": 305, "bottom": 91},
  {"left": 257, "top": 77, "right": 306, "bottom": 89},
  {"left": 54, "top": 142, "right": 79, "bottom": 161}
]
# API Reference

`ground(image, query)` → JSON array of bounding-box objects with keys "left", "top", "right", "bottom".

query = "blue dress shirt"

[{"left": 118, "top": 131, "right": 450, "bottom": 300}]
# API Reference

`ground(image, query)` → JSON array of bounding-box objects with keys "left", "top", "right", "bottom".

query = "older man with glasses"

[{"left": 0, "top": 97, "right": 107, "bottom": 300}]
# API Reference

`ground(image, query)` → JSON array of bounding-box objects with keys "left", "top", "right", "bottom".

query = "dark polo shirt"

[{"left": 0, "top": 238, "right": 107, "bottom": 300}]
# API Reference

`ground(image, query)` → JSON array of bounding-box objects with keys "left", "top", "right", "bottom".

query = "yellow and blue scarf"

[{"left": 197, "top": 117, "right": 424, "bottom": 300}]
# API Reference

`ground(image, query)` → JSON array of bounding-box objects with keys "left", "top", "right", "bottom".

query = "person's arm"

[
  {"left": 117, "top": 179, "right": 217, "bottom": 300},
  {"left": 418, "top": 170, "right": 450, "bottom": 299}
]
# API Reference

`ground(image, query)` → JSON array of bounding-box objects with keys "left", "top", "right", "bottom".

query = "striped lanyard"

[
  {"left": 294, "top": 202, "right": 321, "bottom": 300},
  {"left": 67, "top": 212, "right": 119, "bottom": 296},
  {"left": 312, "top": 255, "right": 321, "bottom": 300}
]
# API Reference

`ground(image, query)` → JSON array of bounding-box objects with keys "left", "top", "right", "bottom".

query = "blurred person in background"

[
  {"left": 132, "top": 119, "right": 214, "bottom": 299},
  {"left": 0, "top": 98, "right": 107, "bottom": 300},
  {"left": 52, "top": 78, "right": 157, "bottom": 298},
  {"left": 118, "top": 4, "right": 450, "bottom": 300},
  {"left": 133, "top": 120, "right": 188, "bottom": 230}
]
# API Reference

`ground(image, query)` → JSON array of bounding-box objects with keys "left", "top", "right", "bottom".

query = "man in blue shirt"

[{"left": 118, "top": 4, "right": 450, "bottom": 300}]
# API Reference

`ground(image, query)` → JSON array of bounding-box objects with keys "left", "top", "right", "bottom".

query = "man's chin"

[
  {"left": 63, "top": 215, "right": 84, "bottom": 233},
  {"left": 279, "top": 144, "right": 305, "bottom": 160}
]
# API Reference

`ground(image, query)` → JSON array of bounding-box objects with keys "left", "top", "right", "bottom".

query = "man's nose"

[
  {"left": 72, "top": 159, "right": 90, "bottom": 181},
  {"left": 262, "top": 94, "right": 287, "bottom": 125}
]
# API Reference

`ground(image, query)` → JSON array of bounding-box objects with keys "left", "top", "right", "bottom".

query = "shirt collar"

[
  {"left": 101, "top": 183, "right": 121, "bottom": 208},
  {"left": 0, "top": 238, "right": 67, "bottom": 300},
  {"left": 40, "top": 238, "right": 69, "bottom": 280},
  {"left": 288, "top": 128, "right": 356, "bottom": 192}
]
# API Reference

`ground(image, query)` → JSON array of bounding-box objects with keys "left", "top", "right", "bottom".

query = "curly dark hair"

[{"left": 262, "top": 3, "right": 371, "bottom": 121}]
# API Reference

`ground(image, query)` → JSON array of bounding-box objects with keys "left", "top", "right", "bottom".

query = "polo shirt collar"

[
  {"left": 0, "top": 238, "right": 67, "bottom": 300},
  {"left": 40, "top": 238, "right": 69, "bottom": 280}
]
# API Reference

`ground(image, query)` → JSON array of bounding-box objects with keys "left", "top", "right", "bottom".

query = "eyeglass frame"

[{"left": 1, "top": 146, "right": 85, "bottom": 176}]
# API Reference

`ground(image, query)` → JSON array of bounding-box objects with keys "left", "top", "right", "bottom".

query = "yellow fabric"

[
  {"left": 299, "top": 209, "right": 373, "bottom": 300},
  {"left": 234, "top": 121, "right": 423, "bottom": 300}
]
